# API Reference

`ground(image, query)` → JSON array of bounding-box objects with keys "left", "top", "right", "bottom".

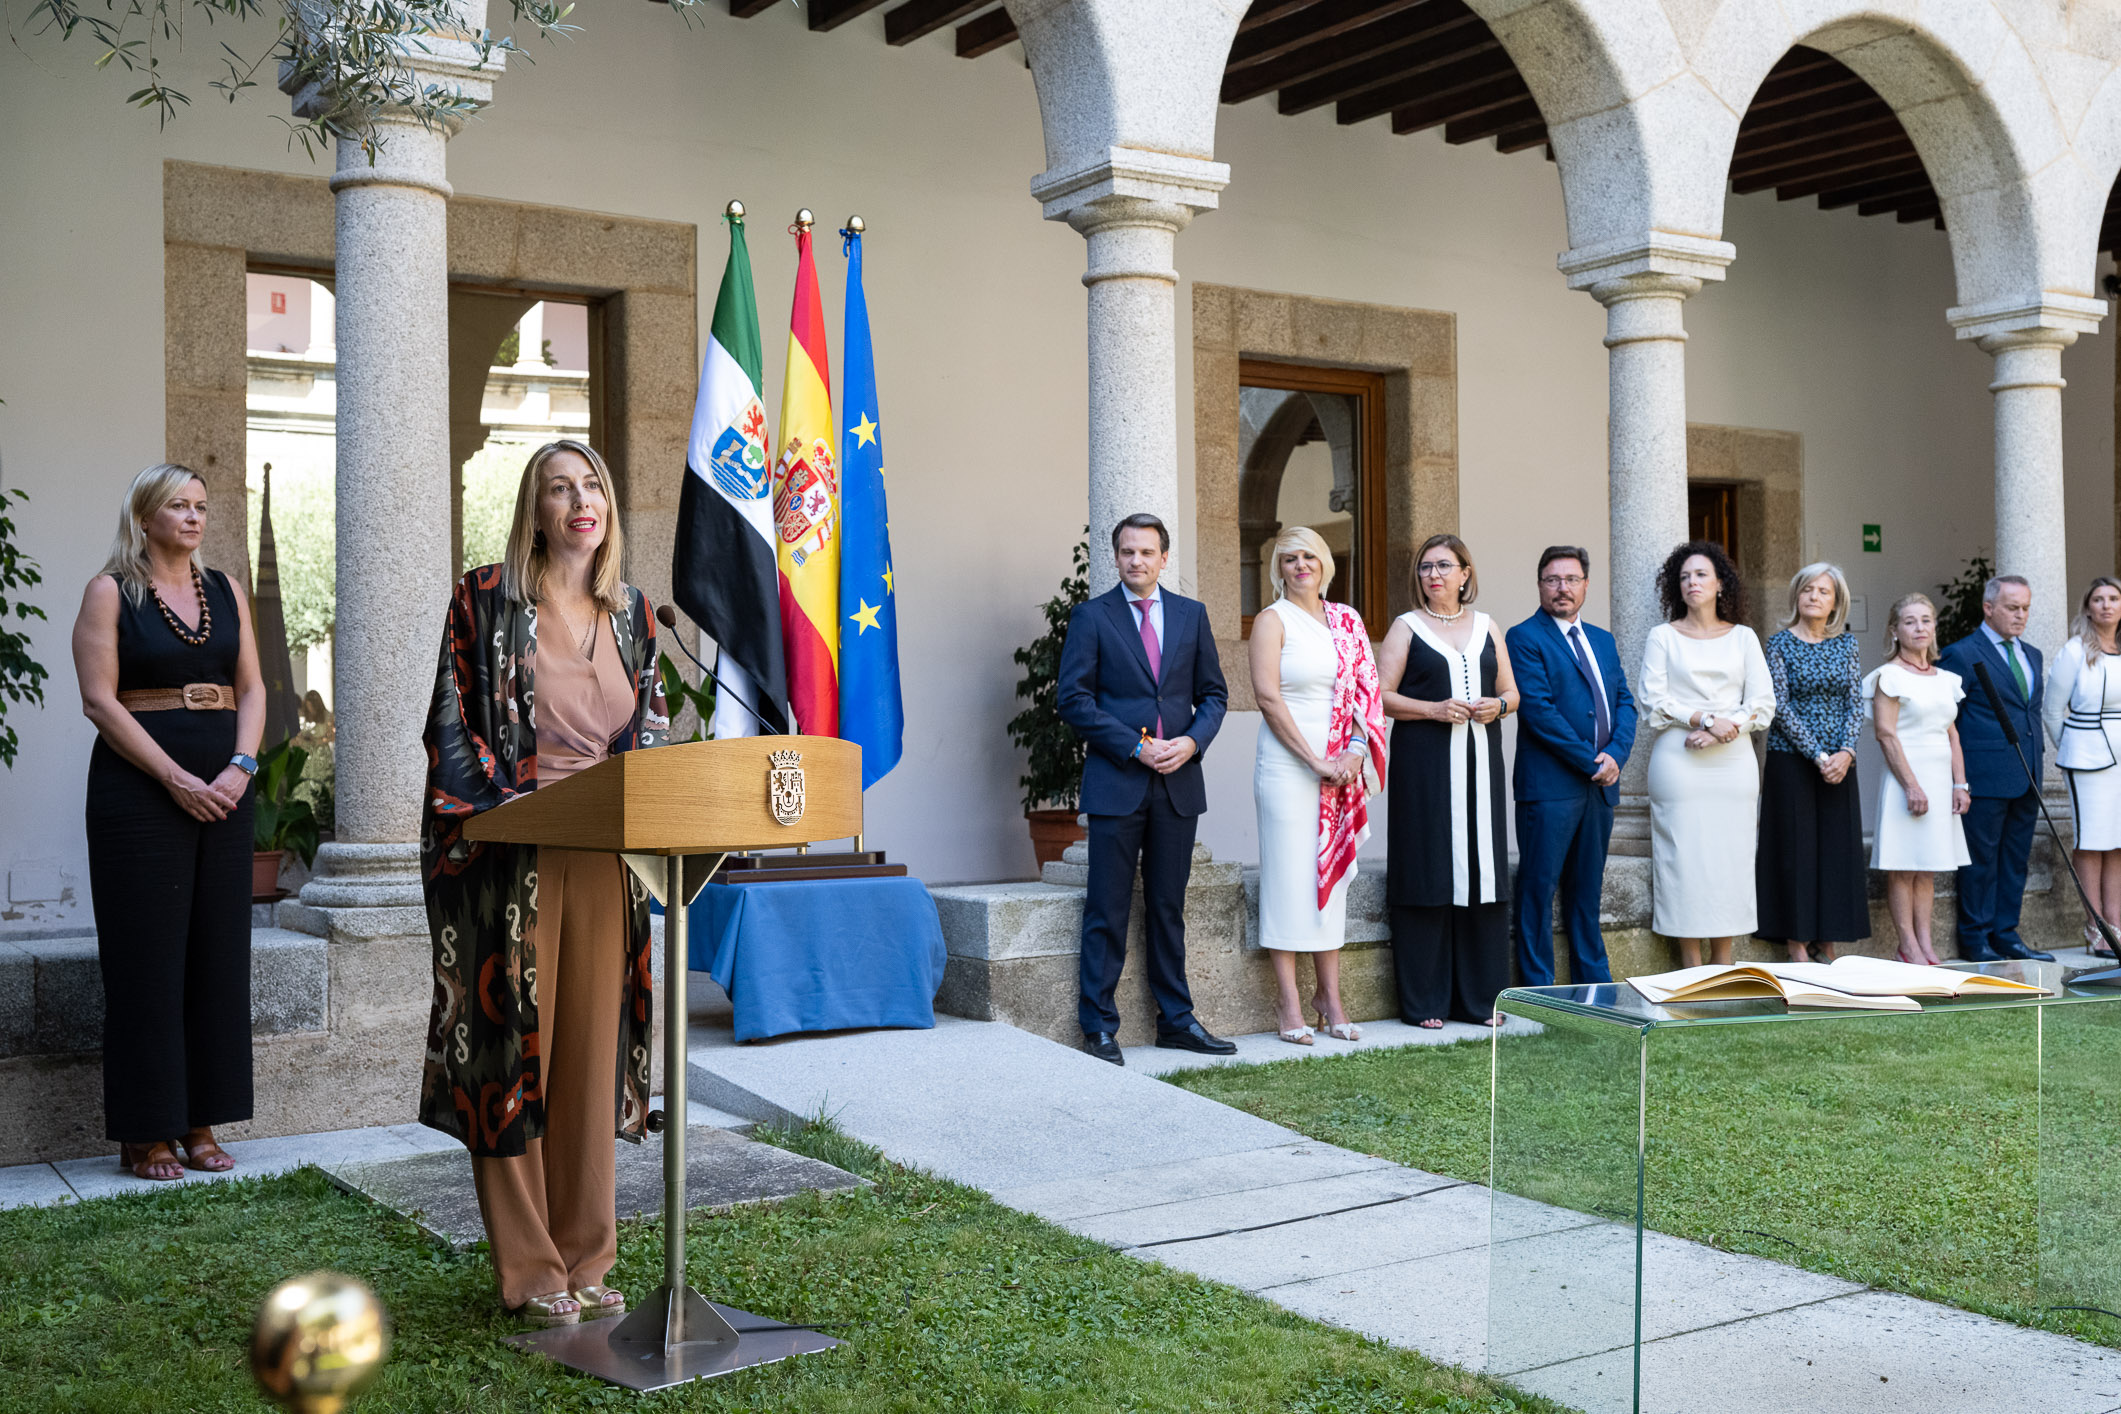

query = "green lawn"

[
  {"left": 0, "top": 1122, "right": 1565, "bottom": 1414},
  {"left": 1167, "top": 1007, "right": 2121, "bottom": 1349}
]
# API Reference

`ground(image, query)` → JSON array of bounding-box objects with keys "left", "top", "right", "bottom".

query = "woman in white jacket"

[{"left": 2046, "top": 576, "right": 2121, "bottom": 955}]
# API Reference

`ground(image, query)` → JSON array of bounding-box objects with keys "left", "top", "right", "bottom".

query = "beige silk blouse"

[{"left": 536, "top": 608, "right": 639, "bottom": 783}]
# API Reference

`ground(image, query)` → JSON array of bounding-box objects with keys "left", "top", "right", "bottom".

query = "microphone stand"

[
  {"left": 1970, "top": 658, "right": 2121, "bottom": 983},
  {"left": 654, "top": 604, "right": 788, "bottom": 736}
]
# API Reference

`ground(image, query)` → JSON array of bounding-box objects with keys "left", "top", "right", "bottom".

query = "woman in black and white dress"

[
  {"left": 1379, "top": 534, "right": 1517, "bottom": 1028},
  {"left": 2045, "top": 577, "right": 2121, "bottom": 956}
]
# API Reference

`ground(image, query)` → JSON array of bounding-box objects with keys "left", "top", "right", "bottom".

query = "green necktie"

[{"left": 2006, "top": 639, "right": 2030, "bottom": 700}]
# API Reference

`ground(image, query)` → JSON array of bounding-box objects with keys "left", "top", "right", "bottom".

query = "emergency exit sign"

[{"left": 1862, "top": 524, "right": 1882, "bottom": 552}]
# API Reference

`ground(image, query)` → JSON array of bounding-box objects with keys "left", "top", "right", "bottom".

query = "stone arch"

[
  {"left": 1682, "top": 2, "right": 2077, "bottom": 308},
  {"left": 2059, "top": 67, "right": 2121, "bottom": 299}
]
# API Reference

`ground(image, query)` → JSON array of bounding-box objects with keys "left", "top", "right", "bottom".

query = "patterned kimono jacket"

[{"left": 418, "top": 565, "right": 670, "bottom": 1158}]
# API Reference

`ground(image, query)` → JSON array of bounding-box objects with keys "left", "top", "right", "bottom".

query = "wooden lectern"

[{"left": 468, "top": 736, "right": 861, "bottom": 1390}]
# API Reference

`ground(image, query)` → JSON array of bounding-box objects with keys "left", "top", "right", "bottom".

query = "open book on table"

[{"left": 1626, "top": 955, "right": 2051, "bottom": 1011}]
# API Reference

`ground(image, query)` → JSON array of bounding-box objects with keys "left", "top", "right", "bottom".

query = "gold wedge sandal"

[
  {"left": 514, "top": 1291, "right": 582, "bottom": 1327},
  {"left": 572, "top": 1285, "right": 626, "bottom": 1316}
]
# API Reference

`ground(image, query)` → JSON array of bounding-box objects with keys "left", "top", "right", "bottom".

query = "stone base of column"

[
  {"left": 1609, "top": 794, "right": 1652, "bottom": 857},
  {"left": 295, "top": 841, "right": 425, "bottom": 911}
]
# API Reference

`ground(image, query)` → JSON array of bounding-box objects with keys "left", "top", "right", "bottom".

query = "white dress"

[
  {"left": 1253, "top": 600, "right": 1353, "bottom": 951},
  {"left": 2044, "top": 639, "right": 2121, "bottom": 851},
  {"left": 1865, "top": 663, "right": 1971, "bottom": 870},
  {"left": 1640, "top": 623, "right": 1776, "bottom": 937}
]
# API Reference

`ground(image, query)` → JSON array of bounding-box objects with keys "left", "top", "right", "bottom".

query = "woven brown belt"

[{"left": 118, "top": 683, "right": 235, "bottom": 712}]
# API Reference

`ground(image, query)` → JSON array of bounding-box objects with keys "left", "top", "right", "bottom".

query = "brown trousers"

[{"left": 471, "top": 848, "right": 627, "bottom": 1308}]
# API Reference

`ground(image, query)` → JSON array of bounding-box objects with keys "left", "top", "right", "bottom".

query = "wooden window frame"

[{"left": 1236, "top": 357, "right": 1389, "bottom": 635}]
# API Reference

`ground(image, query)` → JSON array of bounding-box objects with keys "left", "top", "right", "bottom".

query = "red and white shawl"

[{"left": 1317, "top": 600, "right": 1387, "bottom": 909}]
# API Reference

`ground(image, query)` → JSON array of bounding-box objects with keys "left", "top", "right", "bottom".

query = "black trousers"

[
  {"left": 1391, "top": 902, "right": 1508, "bottom": 1025},
  {"left": 1078, "top": 774, "right": 1199, "bottom": 1037},
  {"left": 87, "top": 741, "right": 254, "bottom": 1142}
]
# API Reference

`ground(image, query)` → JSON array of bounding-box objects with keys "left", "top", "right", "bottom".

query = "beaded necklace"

[{"left": 151, "top": 565, "right": 212, "bottom": 647}]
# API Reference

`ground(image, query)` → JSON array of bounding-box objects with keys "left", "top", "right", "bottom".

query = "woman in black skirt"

[
  {"left": 1756, "top": 562, "right": 1871, "bottom": 961},
  {"left": 71, "top": 464, "right": 264, "bottom": 1181},
  {"left": 1378, "top": 534, "right": 1518, "bottom": 1028}
]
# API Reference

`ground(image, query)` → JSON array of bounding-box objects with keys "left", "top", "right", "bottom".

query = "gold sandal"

[
  {"left": 572, "top": 1285, "right": 626, "bottom": 1316},
  {"left": 513, "top": 1291, "right": 582, "bottom": 1327}
]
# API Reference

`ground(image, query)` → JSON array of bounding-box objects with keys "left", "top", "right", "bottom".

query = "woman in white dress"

[
  {"left": 1250, "top": 526, "right": 1385, "bottom": 1045},
  {"left": 1640, "top": 541, "right": 1776, "bottom": 969},
  {"left": 1865, "top": 592, "right": 1970, "bottom": 965},
  {"left": 2043, "top": 577, "right": 2121, "bottom": 957}
]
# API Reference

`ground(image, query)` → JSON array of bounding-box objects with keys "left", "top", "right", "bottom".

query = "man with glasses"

[
  {"left": 1938, "top": 574, "right": 2055, "bottom": 962},
  {"left": 1504, "top": 546, "right": 1637, "bottom": 985}
]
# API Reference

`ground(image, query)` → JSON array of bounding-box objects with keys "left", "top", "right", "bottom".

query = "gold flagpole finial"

[
  {"left": 845, "top": 215, "right": 865, "bottom": 235},
  {"left": 725, "top": 200, "right": 745, "bottom": 221},
  {"left": 794, "top": 209, "right": 815, "bottom": 231}
]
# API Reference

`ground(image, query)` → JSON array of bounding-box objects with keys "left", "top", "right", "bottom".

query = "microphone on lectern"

[{"left": 654, "top": 604, "right": 787, "bottom": 735}]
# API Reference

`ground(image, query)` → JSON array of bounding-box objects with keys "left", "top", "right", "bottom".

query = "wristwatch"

[{"left": 231, "top": 752, "right": 259, "bottom": 777}]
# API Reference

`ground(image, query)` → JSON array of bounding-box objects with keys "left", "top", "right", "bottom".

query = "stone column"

[
  {"left": 1948, "top": 296, "right": 2106, "bottom": 653},
  {"left": 1033, "top": 151, "right": 1228, "bottom": 596},
  {"left": 283, "top": 26, "right": 500, "bottom": 907},
  {"left": 1559, "top": 235, "right": 1735, "bottom": 848}
]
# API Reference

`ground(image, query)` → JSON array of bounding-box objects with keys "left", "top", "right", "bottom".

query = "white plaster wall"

[{"left": 0, "top": 3, "right": 2113, "bottom": 920}]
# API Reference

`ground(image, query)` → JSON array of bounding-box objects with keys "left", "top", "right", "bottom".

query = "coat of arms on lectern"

[{"left": 768, "top": 749, "right": 806, "bottom": 826}]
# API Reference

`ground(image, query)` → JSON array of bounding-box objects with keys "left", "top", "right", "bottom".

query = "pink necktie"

[{"left": 1136, "top": 598, "right": 1163, "bottom": 737}]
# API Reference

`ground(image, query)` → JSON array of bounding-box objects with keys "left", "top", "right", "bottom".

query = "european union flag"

[{"left": 837, "top": 222, "right": 903, "bottom": 787}]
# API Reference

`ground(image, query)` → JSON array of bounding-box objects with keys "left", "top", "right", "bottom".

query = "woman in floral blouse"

[{"left": 1755, "top": 563, "right": 1872, "bottom": 960}]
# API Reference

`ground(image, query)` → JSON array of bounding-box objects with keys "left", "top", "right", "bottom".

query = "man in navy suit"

[
  {"left": 1505, "top": 546, "right": 1638, "bottom": 987},
  {"left": 1938, "top": 574, "right": 2055, "bottom": 962},
  {"left": 1057, "top": 513, "right": 1233, "bottom": 1065}
]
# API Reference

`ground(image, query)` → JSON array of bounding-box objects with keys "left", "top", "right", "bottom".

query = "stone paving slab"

[
  {"left": 1123, "top": 1014, "right": 1539, "bottom": 1076},
  {"left": 1065, "top": 1162, "right": 1461, "bottom": 1251},
  {"left": 1265, "top": 1244, "right": 1494, "bottom": 1370},
  {"left": 1515, "top": 1287, "right": 2121, "bottom": 1414},
  {"left": 0, "top": 1160, "right": 76, "bottom": 1209},
  {"left": 50, "top": 1121, "right": 458, "bottom": 1203},
  {"left": 993, "top": 1139, "right": 1394, "bottom": 1224},
  {"left": 686, "top": 1015, "right": 1295, "bottom": 1192},
  {"left": 323, "top": 1124, "right": 867, "bottom": 1250}
]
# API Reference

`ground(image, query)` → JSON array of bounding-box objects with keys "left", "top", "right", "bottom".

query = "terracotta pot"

[
  {"left": 1026, "top": 809, "right": 1086, "bottom": 869},
  {"left": 252, "top": 849, "right": 285, "bottom": 902}
]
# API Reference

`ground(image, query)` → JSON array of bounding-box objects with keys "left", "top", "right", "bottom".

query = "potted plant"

[
  {"left": 252, "top": 737, "right": 322, "bottom": 900},
  {"left": 1008, "top": 535, "right": 1091, "bottom": 867}
]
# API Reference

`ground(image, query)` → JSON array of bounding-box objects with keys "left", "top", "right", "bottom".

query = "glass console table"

[{"left": 1487, "top": 961, "right": 2121, "bottom": 1413}]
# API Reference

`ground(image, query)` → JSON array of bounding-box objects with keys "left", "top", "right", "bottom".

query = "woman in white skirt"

[
  {"left": 1641, "top": 541, "right": 1776, "bottom": 969},
  {"left": 1866, "top": 592, "right": 1970, "bottom": 965},
  {"left": 1250, "top": 527, "right": 1386, "bottom": 1045},
  {"left": 2044, "top": 577, "right": 2121, "bottom": 956}
]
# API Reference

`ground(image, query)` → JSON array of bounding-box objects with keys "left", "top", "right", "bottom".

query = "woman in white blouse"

[
  {"left": 2044, "top": 576, "right": 2121, "bottom": 956},
  {"left": 1640, "top": 541, "right": 1776, "bottom": 969}
]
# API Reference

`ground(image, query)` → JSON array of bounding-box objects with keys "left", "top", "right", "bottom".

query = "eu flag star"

[
  {"left": 850, "top": 599, "right": 883, "bottom": 634},
  {"left": 849, "top": 412, "right": 879, "bottom": 448},
  {"left": 882, "top": 565, "right": 893, "bottom": 595}
]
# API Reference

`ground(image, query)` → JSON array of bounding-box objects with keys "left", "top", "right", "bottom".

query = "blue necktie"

[{"left": 1569, "top": 625, "right": 1612, "bottom": 751}]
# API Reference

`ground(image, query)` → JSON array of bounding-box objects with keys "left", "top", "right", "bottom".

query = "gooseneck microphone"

[
  {"left": 654, "top": 604, "right": 787, "bottom": 735},
  {"left": 1970, "top": 658, "right": 2120, "bottom": 970}
]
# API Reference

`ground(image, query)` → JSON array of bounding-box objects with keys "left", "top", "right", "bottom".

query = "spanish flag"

[{"left": 772, "top": 220, "right": 840, "bottom": 735}]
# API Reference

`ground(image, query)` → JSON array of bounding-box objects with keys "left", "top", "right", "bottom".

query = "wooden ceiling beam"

[
  {"left": 1336, "top": 43, "right": 1515, "bottom": 124},
  {"left": 1224, "top": 3, "right": 1478, "bottom": 105},
  {"left": 1734, "top": 99, "right": 1898, "bottom": 155},
  {"left": 1812, "top": 169, "right": 1935, "bottom": 210},
  {"left": 729, "top": 0, "right": 779, "bottom": 16},
  {"left": 1860, "top": 189, "right": 1934, "bottom": 218},
  {"left": 1772, "top": 156, "right": 1928, "bottom": 203},
  {"left": 808, "top": 0, "right": 892, "bottom": 31},
  {"left": 955, "top": 5, "right": 1016, "bottom": 56},
  {"left": 1275, "top": 23, "right": 1494, "bottom": 114},
  {"left": 1240, "top": 0, "right": 1328, "bottom": 30},
  {"left": 1731, "top": 133, "right": 1917, "bottom": 193},
  {"left": 1388, "top": 71, "right": 1531, "bottom": 135},
  {"left": 1445, "top": 95, "right": 1541, "bottom": 144},
  {"left": 1495, "top": 118, "right": 1551, "bottom": 154},
  {"left": 1229, "top": 0, "right": 1430, "bottom": 71},
  {"left": 885, "top": 0, "right": 992, "bottom": 45}
]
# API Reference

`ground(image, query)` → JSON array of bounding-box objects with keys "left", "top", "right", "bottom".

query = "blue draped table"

[{"left": 682, "top": 875, "right": 948, "bottom": 1042}]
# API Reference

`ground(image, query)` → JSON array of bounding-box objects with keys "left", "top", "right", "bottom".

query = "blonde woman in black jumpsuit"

[{"left": 72, "top": 464, "right": 264, "bottom": 1181}]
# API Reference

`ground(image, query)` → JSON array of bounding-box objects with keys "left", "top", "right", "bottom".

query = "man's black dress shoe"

[
  {"left": 1155, "top": 1022, "right": 1236, "bottom": 1056},
  {"left": 1992, "top": 941, "right": 2056, "bottom": 962},
  {"left": 1957, "top": 943, "right": 2002, "bottom": 963},
  {"left": 1085, "top": 1033, "right": 1124, "bottom": 1065}
]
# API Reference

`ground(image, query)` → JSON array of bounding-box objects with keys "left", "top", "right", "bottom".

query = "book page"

[
  {"left": 1814, "top": 955, "right": 2046, "bottom": 997},
  {"left": 1627, "top": 965, "right": 1782, "bottom": 1005}
]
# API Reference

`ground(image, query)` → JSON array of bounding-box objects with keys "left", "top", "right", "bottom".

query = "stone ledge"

[{"left": 0, "top": 926, "right": 327, "bottom": 1061}]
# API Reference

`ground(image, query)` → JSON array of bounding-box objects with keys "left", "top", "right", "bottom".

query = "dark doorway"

[{"left": 1689, "top": 482, "right": 1739, "bottom": 566}]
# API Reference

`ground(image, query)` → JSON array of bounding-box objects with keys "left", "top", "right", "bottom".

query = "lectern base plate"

[{"left": 503, "top": 1303, "right": 842, "bottom": 1390}]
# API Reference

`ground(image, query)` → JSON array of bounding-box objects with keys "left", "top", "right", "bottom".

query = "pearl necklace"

[{"left": 1423, "top": 604, "right": 1467, "bottom": 623}]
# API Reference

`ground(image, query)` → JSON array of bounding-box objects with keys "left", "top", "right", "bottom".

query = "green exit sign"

[{"left": 1862, "top": 524, "right": 1882, "bottom": 553}]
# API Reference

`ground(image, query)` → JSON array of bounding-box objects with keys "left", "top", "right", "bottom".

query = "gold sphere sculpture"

[{"left": 251, "top": 1272, "right": 389, "bottom": 1414}]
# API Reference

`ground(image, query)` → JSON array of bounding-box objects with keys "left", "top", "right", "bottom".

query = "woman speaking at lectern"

[{"left": 420, "top": 439, "right": 669, "bottom": 1326}]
